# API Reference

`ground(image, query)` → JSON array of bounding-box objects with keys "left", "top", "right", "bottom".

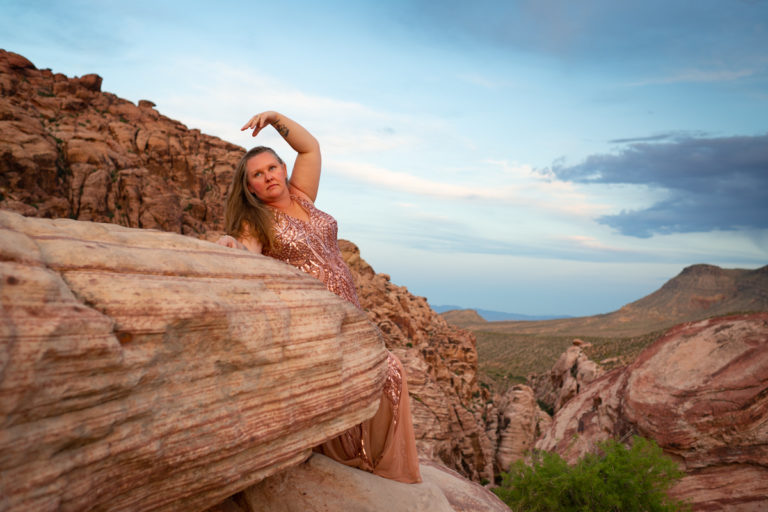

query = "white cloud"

[
  {"left": 626, "top": 68, "right": 755, "bottom": 87},
  {"left": 330, "top": 159, "right": 611, "bottom": 219},
  {"left": 153, "top": 59, "right": 453, "bottom": 157},
  {"left": 560, "top": 235, "right": 634, "bottom": 253}
]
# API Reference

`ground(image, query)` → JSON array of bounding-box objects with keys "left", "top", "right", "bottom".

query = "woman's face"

[{"left": 245, "top": 152, "right": 288, "bottom": 202}]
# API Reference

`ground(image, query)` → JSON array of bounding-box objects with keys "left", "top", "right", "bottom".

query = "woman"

[{"left": 218, "top": 111, "right": 422, "bottom": 484}]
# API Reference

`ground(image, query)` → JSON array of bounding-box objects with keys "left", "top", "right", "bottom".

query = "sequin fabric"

[
  {"left": 381, "top": 352, "right": 402, "bottom": 433},
  {"left": 336, "top": 352, "right": 403, "bottom": 467},
  {"left": 263, "top": 195, "right": 361, "bottom": 309},
  {"left": 264, "top": 195, "right": 406, "bottom": 471}
]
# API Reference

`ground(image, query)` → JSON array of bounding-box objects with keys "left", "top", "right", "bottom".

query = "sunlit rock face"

[
  {"left": 537, "top": 313, "right": 768, "bottom": 512},
  {"left": 487, "top": 384, "right": 551, "bottom": 473},
  {"left": 528, "top": 340, "right": 604, "bottom": 414},
  {"left": 0, "top": 49, "right": 240, "bottom": 236},
  {"left": 0, "top": 210, "right": 387, "bottom": 511}
]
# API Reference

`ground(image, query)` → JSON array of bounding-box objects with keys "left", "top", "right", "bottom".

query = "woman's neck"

[{"left": 263, "top": 191, "right": 293, "bottom": 212}]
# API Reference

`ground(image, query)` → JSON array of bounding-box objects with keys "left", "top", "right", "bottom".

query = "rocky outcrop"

[
  {"left": 528, "top": 339, "right": 603, "bottom": 414},
  {"left": 485, "top": 385, "right": 551, "bottom": 473},
  {"left": 339, "top": 240, "right": 495, "bottom": 482},
  {"left": 0, "top": 210, "right": 387, "bottom": 511},
  {"left": 0, "top": 49, "right": 240, "bottom": 236},
  {"left": 210, "top": 454, "right": 510, "bottom": 512},
  {"left": 439, "top": 309, "right": 487, "bottom": 328},
  {"left": 536, "top": 313, "right": 768, "bottom": 511}
]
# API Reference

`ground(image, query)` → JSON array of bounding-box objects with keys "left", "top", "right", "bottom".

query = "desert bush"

[{"left": 493, "top": 436, "right": 689, "bottom": 512}]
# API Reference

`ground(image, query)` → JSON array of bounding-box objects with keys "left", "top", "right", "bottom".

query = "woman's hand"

[
  {"left": 240, "top": 110, "right": 322, "bottom": 202},
  {"left": 241, "top": 111, "right": 281, "bottom": 138},
  {"left": 216, "top": 235, "right": 247, "bottom": 251}
]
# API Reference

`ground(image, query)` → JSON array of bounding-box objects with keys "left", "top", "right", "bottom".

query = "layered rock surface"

[
  {"left": 485, "top": 385, "right": 551, "bottom": 473},
  {"left": 0, "top": 210, "right": 387, "bottom": 511},
  {"left": 537, "top": 313, "right": 768, "bottom": 511},
  {"left": 528, "top": 339, "right": 603, "bottom": 414}
]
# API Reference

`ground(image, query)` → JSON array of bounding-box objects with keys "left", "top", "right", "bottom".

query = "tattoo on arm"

[{"left": 272, "top": 120, "right": 290, "bottom": 138}]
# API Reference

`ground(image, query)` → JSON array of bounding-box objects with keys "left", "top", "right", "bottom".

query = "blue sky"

[{"left": 3, "top": 0, "right": 767, "bottom": 316}]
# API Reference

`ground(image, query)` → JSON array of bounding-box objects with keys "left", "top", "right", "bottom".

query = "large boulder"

[
  {"left": 209, "top": 454, "right": 510, "bottom": 512},
  {"left": 486, "top": 385, "right": 551, "bottom": 473},
  {"left": 0, "top": 210, "right": 387, "bottom": 511},
  {"left": 528, "top": 339, "right": 603, "bottom": 414},
  {"left": 537, "top": 313, "right": 768, "bottom": 511}
]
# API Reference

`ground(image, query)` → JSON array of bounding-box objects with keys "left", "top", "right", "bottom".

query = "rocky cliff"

[
  {"left": 0, "top": 49, "right": 237, "bottom": 235},
  {"left": 537, "top": 313, "right": 768, "bottom": 511},
  {"left": 0, "top": 210, "right": 387, "bottom": 511}
]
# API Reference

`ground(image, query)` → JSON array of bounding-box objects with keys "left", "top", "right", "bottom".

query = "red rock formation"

[
  {"left": 0, "top": 49, "right": 240, "bottom": 236},
  {"left": 0, "top": 210, "right": 387, "bottom": 511},
  {"left": 485, "top": 385, "right": 551, "bottom": 473},
  {"left": 528, "top": 340, "right": 603, "bottom": 414},
  {"left": 537, "top": 313, "right": 768, "bottom": 511}
]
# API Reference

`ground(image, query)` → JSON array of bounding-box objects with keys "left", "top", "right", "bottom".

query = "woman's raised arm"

[{"left": 241, "top": 111, "right": 321, "bottom": 202}]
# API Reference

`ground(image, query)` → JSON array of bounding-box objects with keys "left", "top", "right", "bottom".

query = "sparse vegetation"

[
  {"left": 494, "top": 437, "right": 689, "bottom": 512},
  {"left": 475, "top": 329, "right": 665, "bottom": 390}
]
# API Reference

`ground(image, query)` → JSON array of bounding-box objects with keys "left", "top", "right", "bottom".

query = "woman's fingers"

[
  {"left": 216, "top": 235, "right": 249, "bottom": 251},
  {"left": 241, "top": 111, "right": 278, "bottom": 136},
  {"left": 216, "top": 235, "right": 236, "bottom": 248},
  {"left": 241, "top": 114, "right": 262, "bottom": 134}
]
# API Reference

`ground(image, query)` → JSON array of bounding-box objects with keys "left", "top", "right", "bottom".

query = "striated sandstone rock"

[
  {"left": 487, "top": 385, "right": 551, "bottom": 473},
  {"left": 536, "top": 313, "right": 768, "bottom": 511},
  {"left": 339, "top": 240, "right": 495, "bottom": 482},
  {"left": 209, "top": 454, "right": 510, "bottom": 512},
  {"left": 528, "top": 340, "right": 603, "bottom": 414},
  {"left": 0, "top": 210, "right": 387, "bottom": 512}
]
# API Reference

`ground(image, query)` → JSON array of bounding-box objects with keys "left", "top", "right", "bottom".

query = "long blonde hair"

[{"left": 224, "top": 146, "right": 284, "bottom": 250}]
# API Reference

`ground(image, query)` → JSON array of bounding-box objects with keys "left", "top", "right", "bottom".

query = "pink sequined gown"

[{"left": 263, "top": 194, "right": 422, "bottom": 484}]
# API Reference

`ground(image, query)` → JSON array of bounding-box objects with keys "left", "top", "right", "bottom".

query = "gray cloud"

[
  {"left": 552, "top": 133, "right": 768, "bottom": 237},
  {"left": 607, "top": 132, "right": 708, "bottom": 144}
]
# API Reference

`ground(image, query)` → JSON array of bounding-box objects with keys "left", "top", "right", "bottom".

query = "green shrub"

[{"left": 493, "top": 436, "right": 689, "bottom": 512}]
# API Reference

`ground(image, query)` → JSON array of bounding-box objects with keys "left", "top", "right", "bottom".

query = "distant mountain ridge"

[
  {"left": 474, "top": 263, "right": 768, "bottom": 337},
  {"left": 431, "top": 305, "right": 569, "bottom": 322}
]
